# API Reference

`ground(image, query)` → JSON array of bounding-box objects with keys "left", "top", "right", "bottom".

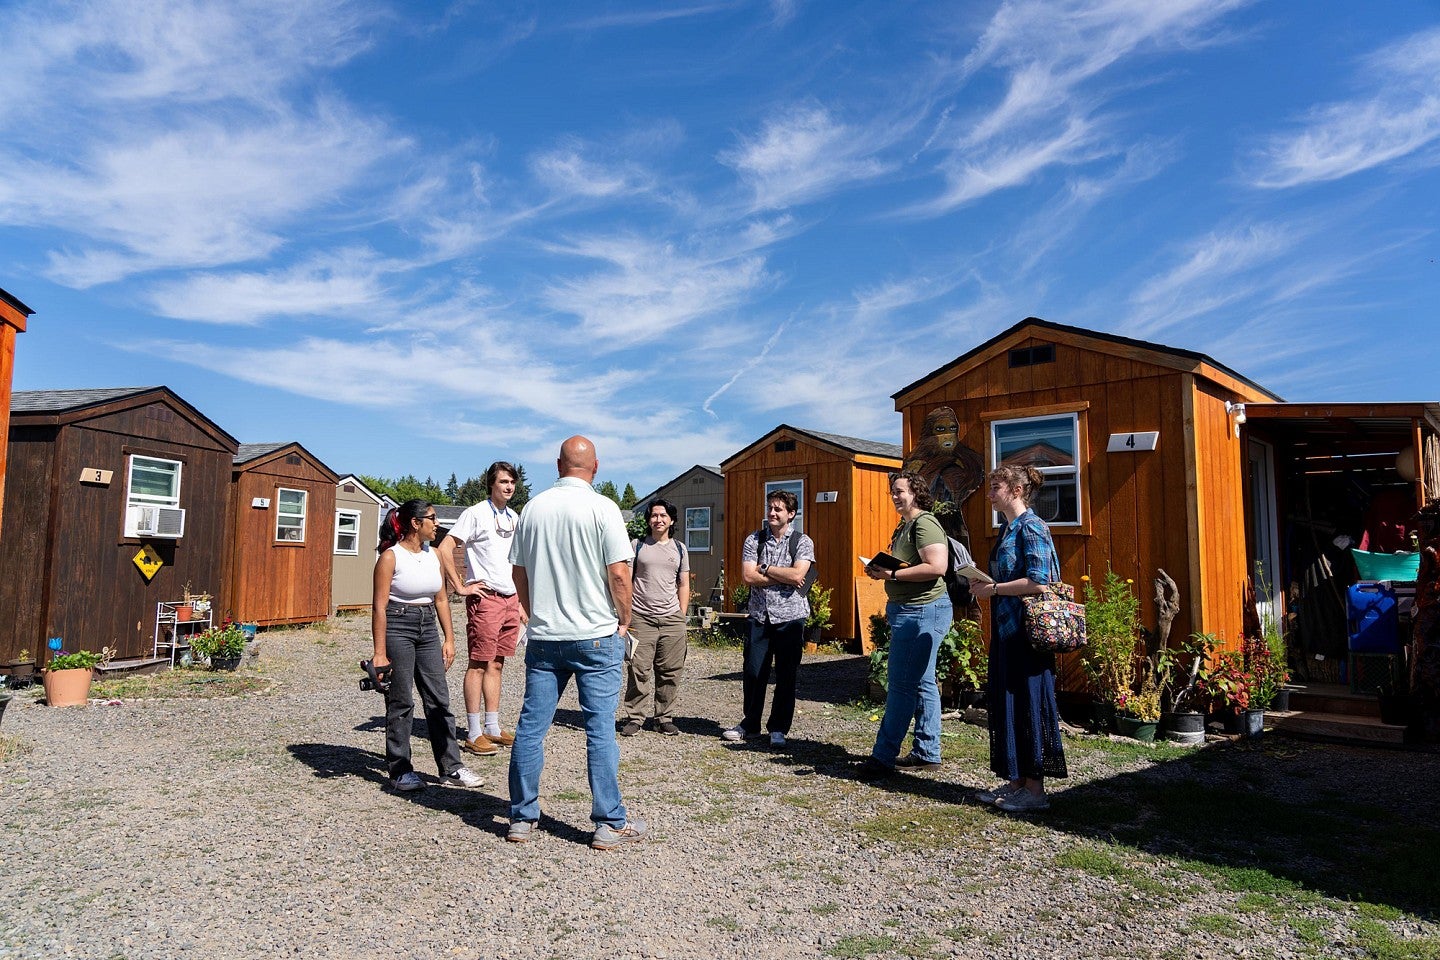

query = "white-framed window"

[
  {"left": 684, "top": 506, "right": 712, "bottom": 552},
  {"left": 276, "top": 488, "right": 307, "bottom": 542},
  {"left": 335, "top": 509, "right": 361, "bottom": 555},
  {"left": 764, "top": 479, "right": 805, "bottom": 534},
  {"left": 990, "top": 413, "right": 1082, "bottom": 526},
  {"left": 127, "top": 455, "right": 182, "bottom": 509}
]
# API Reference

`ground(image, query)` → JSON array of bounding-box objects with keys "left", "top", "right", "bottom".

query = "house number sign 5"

[{"left": 1106, "top": 431, "right": 1159, "bottom": 453}]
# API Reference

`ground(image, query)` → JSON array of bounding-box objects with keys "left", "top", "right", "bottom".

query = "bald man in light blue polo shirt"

[{"left": 505, "top": 435, "right": 648, "bottom": 850}]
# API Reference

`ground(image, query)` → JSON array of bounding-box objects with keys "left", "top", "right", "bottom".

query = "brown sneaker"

[
  {"left": 483, "top": 730, "right": 516, "bottom": 747},
  {"left": 460, "top": 737, "right": 499, "bottom": 757}
]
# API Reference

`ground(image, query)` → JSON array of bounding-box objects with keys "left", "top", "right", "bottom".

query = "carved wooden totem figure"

[{"left": 903, "top": 405, "right": 984, "bottom": 551}]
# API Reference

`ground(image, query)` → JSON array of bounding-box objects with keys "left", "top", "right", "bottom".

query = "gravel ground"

[{"left": 2, "top": 608, "right": 1437, "bottom": 960}]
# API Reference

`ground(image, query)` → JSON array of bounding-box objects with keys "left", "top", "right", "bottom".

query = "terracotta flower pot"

[
  {"left": 175, "top": 605, "right": 194, "bottom": 623},
  {"left": 43, "top": 667, "right": 94, "bottom": 707}
]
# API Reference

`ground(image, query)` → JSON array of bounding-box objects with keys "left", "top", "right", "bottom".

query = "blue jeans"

[
  {"left": 508, "top": 633, "right": 627, "bottom": 828},
  {"left": 871, "top": 598, "right": 952, "bottom": 766}
]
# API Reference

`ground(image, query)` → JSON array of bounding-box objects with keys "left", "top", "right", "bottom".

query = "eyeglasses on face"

[{"left": 419, "top": 514, "right": 438, "bottom": 522}]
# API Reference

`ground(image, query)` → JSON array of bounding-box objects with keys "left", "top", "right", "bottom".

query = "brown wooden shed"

[
  {"left": 722, "top": 425, "right": 902, "bottom": 644},
  {"left": 224, "top": 442, "right": 339, "bottom": 627},
  {"left": 0, "top": 287, "right": 35, "bottom": 539},
  {"left": 0, "top": 387, "right": 237, "bottom": 664},
  {"left": 332, "top": 474, "right": 384, "bottom": 614},
  {"left": 633, "top": 464, "right": 725, "bottom": 610},
  {"left": 892, "top": 318, "right": 1282, "bottom": 686}
]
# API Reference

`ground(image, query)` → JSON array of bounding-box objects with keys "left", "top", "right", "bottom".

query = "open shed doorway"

[{"left": 1241, "top": 403, "right": 1439, "bottom": 684}]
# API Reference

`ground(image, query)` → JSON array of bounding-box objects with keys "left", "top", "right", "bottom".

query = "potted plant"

[
  {"left": 1196, "top": 649, "right": 1262, "bottom": 737},
  {"left": 937, "top": 618, "right": 986, "bottom": 708},
  {"left": 1, "top": 648, "right": 36, "bottom": 684},
  {"left": 191, "top": 620, "right": 247, "bottom": 670},
  {"left": 867, "top": 614, "right": 891, "bottom": 702},
  {"left": 1159, "top": 632, "right": 1214, "bottom": 743},
  {"left": 1081, "top": 570, "right": 1142, "bottom": 734},
  {"left": 1244, "top": 635, "right": 1289, "bottom": 712},
  {"left": 804, "top": 581, "right": 834, "bottom": 649},
  {"left": 730, "top": 583, "right": 750, "bottom": 614},
  {"left": 43, "top": 646, "right": 113, "bottom": 707},
  {"left": 1115, "top": 674, "right": 1162, "bottom": 742}
]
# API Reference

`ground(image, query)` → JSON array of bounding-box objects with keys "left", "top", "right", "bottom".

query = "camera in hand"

[{"left": 359, "top": 658, "right": 393, "bottom": 693}]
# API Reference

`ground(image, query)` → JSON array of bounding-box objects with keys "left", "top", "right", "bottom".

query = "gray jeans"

[
  {"left": 623, "top": 610, "right": 688, "bottom": 722},
  {"left": 383, "top": 602, "right": 462, "bottom": 779}
]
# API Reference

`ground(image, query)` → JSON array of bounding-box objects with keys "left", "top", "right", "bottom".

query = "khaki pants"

[{"left": 623, "top": 610, "right": 688, "bottom": 722}]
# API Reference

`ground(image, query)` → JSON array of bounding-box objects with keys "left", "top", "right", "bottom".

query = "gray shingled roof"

[
  {"left": 10, "top": 387, "right": 158, "bottom": 413},
  {"left": 234, "top": 442, "right": 292, "bottom": 464},
  {"left": 801, "top": 428, "right": 902, "bottom": 459}
]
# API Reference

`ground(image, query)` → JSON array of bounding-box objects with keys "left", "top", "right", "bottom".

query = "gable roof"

[
  {"left": 721, "top": 424, "right": 902, "bottom": 471},
  {"left": 9, "top": 386, "right": 238, "bottom": 449},
  {"left": 632, "top": 464, "right": 723, "bottom": 506},
  {"left": 891, "top": 316, "right": 1283, "bottom": 407},
  {"left": 335, "top": 474, "right": 385, "bottom": 505},
  {"left": 0, "top": 286, "right": 34, "bottom": 330},
  {"left": 232, "top": 441, "right": 339, "bottom": 482}
]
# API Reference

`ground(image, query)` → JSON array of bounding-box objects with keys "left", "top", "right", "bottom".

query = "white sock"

[
  {"left": 467, "top": 713, "right": 484, "bottom": 741},
  {"left": 484, "top": 711, "right": 501, "bottom": 736}
]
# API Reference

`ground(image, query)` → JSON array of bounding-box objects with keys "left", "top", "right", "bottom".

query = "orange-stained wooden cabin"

[
  {"left": 892, "top": 318, "right": 1282, "bottom": 689},
  {"left": 224, "top": 442, "right": 338, "bottom": 626},
  {"left": 0, "top": 287, "right": 35, "bottom": 539},
  {"left": 722, "top": 425, "right": 902, "bottom": 644}
]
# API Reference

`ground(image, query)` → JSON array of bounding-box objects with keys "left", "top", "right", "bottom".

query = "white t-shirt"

[
  {"left": 446, "top": 500, "right": 518, "bottom": 595},
  {"left": 387, "top": 544, "right": 442, "bottom": 604},
  {"left": 508, "top": 477, "right": 632, "bottom": 641}
]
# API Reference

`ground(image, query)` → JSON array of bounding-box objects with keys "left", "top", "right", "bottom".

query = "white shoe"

[
  {"left": 769, "top": 731, "right": 786, "bottom": 747},
  {"left": 391, "top": 772, "right": 425, "bottom": 792},
  {"left": 444, "top": 766, "right": 484, "bottom": 788},
  {"left": 721, "top": 724, "right": 749, "bottom": 742}
]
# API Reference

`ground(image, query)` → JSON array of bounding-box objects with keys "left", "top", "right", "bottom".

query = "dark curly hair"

[{"left": 888, "top": 470, "right": 935, "bottom": 511}]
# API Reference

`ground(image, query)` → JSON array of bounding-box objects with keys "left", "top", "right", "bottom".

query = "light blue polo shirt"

[{"left": 509, "top": 477, "right": 633, "bottom": 641}]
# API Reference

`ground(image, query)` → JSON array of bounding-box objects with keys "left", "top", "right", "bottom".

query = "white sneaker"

[
  {"left": 391, "top": 772, "right": 425, "bottom": 792},
  {"left": 444, "top": 766, "right": 484, "bottom": 788},
  {"left": 721, "top": 724, "right": 749, "bottom": 742},
  {"left": 769, "top": 731, "right": 786, "bottom": 747}
]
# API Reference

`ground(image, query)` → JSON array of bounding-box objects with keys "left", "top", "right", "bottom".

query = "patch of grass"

[
  {"left": 1289, "top": 915, "right": 1328, "bottom": 947},
  {"left": 1349, "top": 917, "right": 1440, "bottom": 960},
  {"left": 1064, "top": 736, "right": 1193, "bottom": 764},
  {"left": 690, "top": 627, "right": 743, "bottom": 650},
  {"left": 1054, "top": 844, "right": 1172, "bottom": 897},
  {"left": 91, "top": 670, "right": 268, "bottom": 700},
  {"left": 0, "top": 735, "right": 27, "bottom": 763},
  {"left": 1235, "top": 892, "right": 1276, "bottom": 913},
  {"left": 826, "top": 935, "right": 897, "bottom": 958},
  {"left": 812, "top": 903, "right": 841, "bottom": 916},
  {"left": 706, "top": 915, "right": 739, "bottom": 931},
  {"left": 550, "top": 790, "right": 586, "bottom": 802},
  {"left": 1185, "top": 913, "right": 1238, "bottom": 938},
  {"left": 856, "top": 803, "right": 993, "bottom": 847}
]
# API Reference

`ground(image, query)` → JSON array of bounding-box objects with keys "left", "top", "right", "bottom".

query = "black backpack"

[{"left": 757, "top": 527, "right": 819, "bottom": 593}]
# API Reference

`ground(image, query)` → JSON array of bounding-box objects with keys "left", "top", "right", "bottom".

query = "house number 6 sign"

[{"left": 1106, "top": 431, "right": 1159, "bottom": 452}]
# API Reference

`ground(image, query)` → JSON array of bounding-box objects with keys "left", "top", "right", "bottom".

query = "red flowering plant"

[
  {"left": 1194, "top": 650, "right": 1252, "bottom": 713},
  {"left": 1243, "top": 636, "right": 1289, "bottom": 709}
]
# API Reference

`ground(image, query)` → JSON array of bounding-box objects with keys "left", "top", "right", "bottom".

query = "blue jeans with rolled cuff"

[
  {"left": 871, "top": 597, "right": 953, "bottom": 766},
  {"left": 508, "top": 633, "right": 628, "bottom": 828}
]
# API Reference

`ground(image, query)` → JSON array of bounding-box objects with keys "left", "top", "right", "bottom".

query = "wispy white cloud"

[
  {"left": 531, "top": 143, "right": 652, "bottom": 199},
  {"left": 563, "top": 3, "right": 738, "bottom": 32},
  {"left": 1248, "top": 27, "right": 1440, "bottom": 188},
  {"left": 541, "top": 233, "right": 774, "bottom": 344},
  {"left": 146, "top": 250, "right": 390, "bottom": 325},
  {"left": 720, "top": 104, "right": 893, "bottom": 211}
]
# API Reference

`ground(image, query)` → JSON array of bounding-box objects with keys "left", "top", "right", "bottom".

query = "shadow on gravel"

[
  {"left": 288, "top": 742, "right": 510, "bottom": 838},
  {"left": 1014, "top": 738, "right": 1439, "bottom": 918},
  {"left": 701, "top": 653, "right": 870, "bottom": 707}
]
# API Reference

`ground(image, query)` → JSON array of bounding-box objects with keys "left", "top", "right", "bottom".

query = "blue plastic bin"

[{"left": 1347, "top": 581, "right": 1400, "bottom": 654}]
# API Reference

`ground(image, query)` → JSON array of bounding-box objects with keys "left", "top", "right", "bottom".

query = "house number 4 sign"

[{"left": 1106, "top": 431, "right": 1159, "bottom": 452}]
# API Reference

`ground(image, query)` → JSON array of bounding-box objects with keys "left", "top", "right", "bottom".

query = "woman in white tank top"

[{"left": 370, "top": 499, "right": 483, "bottom": 793}]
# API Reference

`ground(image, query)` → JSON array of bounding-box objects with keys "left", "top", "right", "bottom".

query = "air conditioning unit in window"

[{"left": 129, "top": 505, "right": 186, "bottom": 538}]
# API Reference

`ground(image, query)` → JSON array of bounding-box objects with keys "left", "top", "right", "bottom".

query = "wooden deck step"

[
  {"left": 1286, "top": 682, "right": 1381, "bottom": 718},
  {"left": 1269, "top": 709, "right": 1406, "bottom": 746}
]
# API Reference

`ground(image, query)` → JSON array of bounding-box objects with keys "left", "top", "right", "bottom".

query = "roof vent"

[
  {"left": 774, "top": 439, "right": 796, "bottom": 453},
  {"left": 1008, "top": 344, "right": 1056, "bottom": 368}
]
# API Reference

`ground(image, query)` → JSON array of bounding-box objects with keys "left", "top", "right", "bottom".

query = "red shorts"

[{"left": 465, "top": 591, "right": 522, "bottom": 662}]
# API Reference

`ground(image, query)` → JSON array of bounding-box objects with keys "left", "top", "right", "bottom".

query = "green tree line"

[{"left": 362, "top": 469, "right": 640, "bottom": 513}]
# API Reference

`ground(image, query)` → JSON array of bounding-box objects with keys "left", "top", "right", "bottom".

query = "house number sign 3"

[
  {"left": 1106, "top": 431, "right": 1159, "bottom": 452},
  {"left": 79, "top": 468, "right": 113, "bottom": 484}
]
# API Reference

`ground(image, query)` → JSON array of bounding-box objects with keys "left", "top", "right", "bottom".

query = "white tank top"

[{"left": 387, "top": 543, "right": 442, "bottom": 604}]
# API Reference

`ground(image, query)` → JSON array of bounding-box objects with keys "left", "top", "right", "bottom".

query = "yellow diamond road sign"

[{"left": 133, "top": 544, "right": 163, "bottom": 581}]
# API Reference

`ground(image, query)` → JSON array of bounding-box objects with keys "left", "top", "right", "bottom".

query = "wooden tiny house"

[
  {"left": 722, "top": 426, "right": 902, "bottom": 645},
  {"left": 892, "top": 318, "right": 1282, "bottom": 682},
  {"left": 224, "top": 442, "right": 339, "bottom": 626},
  {"left": 0, "top": 387, "right": 237, "bottom": 663},
  {"left": 333, "top": 474, "right": 384, "bottom": 614},
  {"left": 633, "top": 465, "right": 725, "bottom": 610},
  {"left": 0, "top": 288, "right": 34, "bottom": 539}
]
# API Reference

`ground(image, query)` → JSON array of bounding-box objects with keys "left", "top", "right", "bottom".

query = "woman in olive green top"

[{"left": 857, "top": 471, "right": 952, "bottom": 780}]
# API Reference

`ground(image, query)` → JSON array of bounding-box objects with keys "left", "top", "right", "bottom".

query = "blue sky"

[{"left": 3, "top": 1, "right": 1438, "bottom": 495}]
